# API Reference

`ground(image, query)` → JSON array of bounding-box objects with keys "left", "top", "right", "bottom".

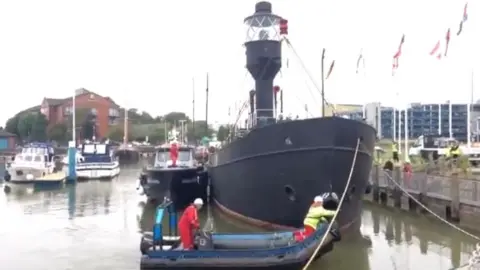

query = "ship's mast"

[
  {"left": 321, "top": 48, "right": 326, "bottom": 117},
  {"left": 205, "top": 73, "right": 209, "bottom": 136},
  {"left": 192, "top": 77, "right": 195, "bottom": 144}
]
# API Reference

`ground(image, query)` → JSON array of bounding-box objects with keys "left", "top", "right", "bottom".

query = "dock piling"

[
  {"left": 372, "top": 165, "right": 380, "bottom": 202},
  {"left": 66, "top": 140, "right": 77, "bottom": 184},
  {"left": 393, "top": 166, "right": 402, "bottom": 208},
  {"left": 449, "top": 170, "right": 460, "bottom": 222}
]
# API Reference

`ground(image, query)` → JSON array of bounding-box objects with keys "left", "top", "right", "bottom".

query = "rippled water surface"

[{"left": 0, "top": 164, "right": 478, "bottom": 270}]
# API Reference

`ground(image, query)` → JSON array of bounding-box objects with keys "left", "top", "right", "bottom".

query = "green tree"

[
  {"left": 65, "top": 108, "right": 96, "bottom": 140},
  {"left": 164, "top": 112, "right": 190, "bottom": 125},
  {"left": 186, "top": 120, "right": 214, "bottom": 143},
  {"left": 17, "top": 113, "right": 48, "bottom": 142},
  {"left": 5, "top": 115, "right": 20, "bottom": 137},
  {"left": 147, "top": 127, "right": 167, "bottom": 143},
  {"left": 106, "top": 126, "right": 131, "bottom": 142},
  {"left": 30, "top": 113, "right": 48, "bottom": 141},
  {"left": 17, "top": 114, "right": 35, "bottom": 141},
  {"left": 217, "top": 125, "right": 230, "bottom": 141},
  {"left": 47, "top": 123, "right": 68, "bottom": 142}
]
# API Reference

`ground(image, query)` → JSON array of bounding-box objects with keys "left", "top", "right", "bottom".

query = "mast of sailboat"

[
  {"left": 205, "top": 73, "right": 209, "bottom": 135},
  {"left": 321, "top": 48, "right": 326, "bottom": 117},
  {"left": 164, "top": 121, "right": 167, "bottom": 143},
  {"left": 192, "top": 77, "right": 195, "bottom": 144}
]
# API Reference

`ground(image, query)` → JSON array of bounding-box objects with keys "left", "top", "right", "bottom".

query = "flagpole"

[
  {"left": 404, "top": 106, "right": 409, "bottom": 161},
  {"left": 438, "top": 104, "right": 442, "bottom": 135},
  {"left": 449, "top": 101, "right": 453, "bottom": 138},
  {"left": 468, "top": 69, "right": 473, "bottom": 148},
  {"left": 393, "top": 108, "right": 396, "bottom": 141},
  {"left": 72, "top": 90, "right": 76, "bottom": 143},
  {"left": 397, "top": 94, "right": 402, "bottom": 154}
]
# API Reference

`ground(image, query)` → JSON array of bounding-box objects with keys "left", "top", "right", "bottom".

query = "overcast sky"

[{"left": 0, "top": 0, "right": 477, "bottom": 126}]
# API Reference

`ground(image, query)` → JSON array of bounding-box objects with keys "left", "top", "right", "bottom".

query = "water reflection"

[
  {"left": 0, "top": 165, "right": 478, "bottom": 270},
  {"left": 363, "top": 204, "right": 478, "bottom": 270}
]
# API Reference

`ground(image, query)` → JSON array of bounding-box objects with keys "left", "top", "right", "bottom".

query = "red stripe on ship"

[{"left": 214, "top": 198, "right": 357, "bottom": 233}]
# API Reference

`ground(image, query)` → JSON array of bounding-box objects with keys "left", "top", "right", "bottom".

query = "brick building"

[{"left": 40, "top": 88, "right": 121, "bottom": 138}]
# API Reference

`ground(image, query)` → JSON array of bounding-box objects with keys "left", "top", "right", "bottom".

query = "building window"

[
  {"left": 109, "top": 118, "right": 118, "bottom": 125},
  {"left": 109, "top": 108, "right": 119, "bottom": 117},
  {"left": 64, "top": 106, "right": 72, "bottom": 115}
]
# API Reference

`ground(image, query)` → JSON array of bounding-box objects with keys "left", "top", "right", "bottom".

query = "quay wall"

[{"left": 365, "top": 165, "right": 480, "bottom": 231}]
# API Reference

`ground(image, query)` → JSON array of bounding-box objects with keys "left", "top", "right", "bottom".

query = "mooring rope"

[
  {"left": 302, "top": 138, "right": 361, "bottom": 270},
  {"left": 383, "top": 171, "right": 480, "bottom": 269}
]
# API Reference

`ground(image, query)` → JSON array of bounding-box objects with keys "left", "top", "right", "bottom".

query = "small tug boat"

[
  {"left": 137, "top": 128, "right": 207, "bottom": 209},
  {"left": 76, "top": 141, "right": 120, "bottom": 180},
  {"left": 3, "top": 143, "right": 66, "bottom": 188},
  {"left": 139, "top": 201, "right": 340, "bottom": 270}
]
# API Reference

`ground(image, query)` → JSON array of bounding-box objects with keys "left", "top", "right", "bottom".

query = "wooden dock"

[{"left": 367, "top": 165, "right": 480, "bottom": 230}]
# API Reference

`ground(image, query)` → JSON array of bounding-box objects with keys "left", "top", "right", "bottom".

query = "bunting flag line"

[
  {"left": 430, "top": 40, "right": 442, "bottom": 60},
  {"left": 457, "top": 3, "right": 468, "bottom": 36},
  {"left": 392, "top": 34, "right": 405, "bottom": 76},
  {"left": 325, "top": 60, "right": 335, "bottom": 79},
  {"left": 356, "top": 50, "right": 363, "bottom": 74},
  {"left": 444, "top": 28, "right": 450, "bottom": 56}
]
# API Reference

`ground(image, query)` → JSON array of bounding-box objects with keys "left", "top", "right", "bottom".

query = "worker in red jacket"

[
  {"left": 178, "top": 198, "right": 203, "bottom": 250},
  {"left": 170, "top": 143, "right": 179, "bottom": 167}
]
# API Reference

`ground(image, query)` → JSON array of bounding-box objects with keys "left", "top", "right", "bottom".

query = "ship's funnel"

[{"left": 244, "top": 1, "right": 283, "bottom": 127}]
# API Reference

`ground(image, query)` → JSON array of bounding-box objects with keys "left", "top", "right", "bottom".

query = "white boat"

[
  {"left": 76, "top": 142, "right": 120, "bottom": 180},
  {"left": 4, "top": 142, "right": 66, "bottom": 186}
]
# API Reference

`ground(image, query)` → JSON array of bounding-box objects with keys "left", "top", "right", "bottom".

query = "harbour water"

[{"left": 0, "top": 165, "right": 478, "bottom": 270}]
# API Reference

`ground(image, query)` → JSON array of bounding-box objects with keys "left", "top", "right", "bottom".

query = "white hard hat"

[
  {"left": 314, "top": 196, "right": 323, "bottom": 203},
  {"left": 193, "top": 198, "right": 204, "bottom": 205}
]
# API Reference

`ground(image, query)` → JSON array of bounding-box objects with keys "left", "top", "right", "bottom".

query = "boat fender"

[
  {"left": 365, "top": 184, "right": 372, "bottom": 194},
  {"left": 4, "top": 185, "right": 11, "bottom": 193},
  {"left": 139, "top": 173, "right": 147, "bottom": 185},
  {"left": 26, "top": 174, "right": 34, "bottom": 181},
  {"left": 195, "top": 231, "right": 214, "bottom": 250},
  {"left": 136, "top": 179, "right": 145, "bottom": 196},
  {"left": 321, "top": 192, "right": 339, "bottom": 210},
  {"left": 4, "top": 171, "right": 11, "bottom": 182},
  {"left": 140, "top": 237, "right": 151, "bottom": 255}
]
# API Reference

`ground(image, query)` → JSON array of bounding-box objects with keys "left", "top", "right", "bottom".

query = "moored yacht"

[
  {"left": 76, "top": 142, "right": 120, "bottom": 180},
  {"left": 4, "top": 142, "right": 66, "bottom": 187}
]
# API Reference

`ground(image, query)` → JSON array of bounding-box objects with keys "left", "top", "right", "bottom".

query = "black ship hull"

[
  {"left": 116, "top": 149, "right": 140, "bottom": 164},
  {"left": 209, "top": 117, "right": 376, "bottom": 230},
  {"left": 141, "top": 167, "right": 208, "bottom": 209}
]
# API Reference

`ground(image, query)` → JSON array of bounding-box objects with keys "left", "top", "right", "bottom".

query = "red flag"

[
  {"left": 430, "top": 41, "right": 441, "bottom": 56},
  {"left": 393, "top": 34, "right": 405, "bottom": 58},
  {"left": 170, "top": 143, "right": 178, "bottom": 167},
  {"left": 457, "top": 3, "right": 468, "bottom": 36},
  {"left": 444, "top": 28, "right": 451, "bottom": 56},
  {"left": 392, "top": 34, "right": 405, "bottom": 76},
  {"left": 325, "top": 60, "right": 335, "bottom": 79}
]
